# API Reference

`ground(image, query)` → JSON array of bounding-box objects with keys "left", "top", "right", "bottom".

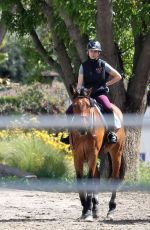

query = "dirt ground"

[{"left": 0, "top": 189, "right": 149, "bottom": 230}]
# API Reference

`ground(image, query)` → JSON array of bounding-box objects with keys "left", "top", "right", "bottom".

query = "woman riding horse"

[
  {"left": 62, "top": 40, "right": 126, "bottom": 221},
  {"left": 62, "top": 39, "right": 122, "bottom": 144}
]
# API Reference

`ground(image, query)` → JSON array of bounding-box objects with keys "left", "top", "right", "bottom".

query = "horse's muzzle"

[{"left": 78, "top": 115, "right": 89, "bottom": 135}]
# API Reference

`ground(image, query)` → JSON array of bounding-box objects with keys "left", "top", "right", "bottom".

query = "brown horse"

[{"left": 69, "top": 86, "right": 126, "bottom": 222}]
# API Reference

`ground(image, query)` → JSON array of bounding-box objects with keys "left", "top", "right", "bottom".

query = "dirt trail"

[{"left": 0, "top": 189, "right": 149, "bottom": 230}]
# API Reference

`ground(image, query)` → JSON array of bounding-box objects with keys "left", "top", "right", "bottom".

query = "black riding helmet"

[{"left": 87, "top": 40, "right": 102, "bottom": 52}]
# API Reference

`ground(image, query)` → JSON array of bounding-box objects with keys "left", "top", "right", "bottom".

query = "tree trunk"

[
  {"left": 0, "top": 12, "right": 7, "bottom": 45},
  {"left": 96, "top": 0, "right": 126, "bottom": 110},
  {"left": 124, "top": 128, "right": 141, "bottom": 181},
  {"left": 96, "top": 0, "right": 114, "bottom": 65}
]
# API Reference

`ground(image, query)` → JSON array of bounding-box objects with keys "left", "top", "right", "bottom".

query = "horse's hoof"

[
  {"left": 79, "top": 214, "right": 85, "bottom": 220},
  {"left": 84, "top": 210, "right": 93, "bottom": 222},
  {"left": 106, "top": 209, "right": 115, "bottom": 221},
  {"left": 92, "top": 210, "right": 99, "bottom": 219},
  {"left": 106, "top": 213, "right": 114, "bottom": 221},
  {"left": 85, "top": 214, "right": 93, "bottom": 222}
]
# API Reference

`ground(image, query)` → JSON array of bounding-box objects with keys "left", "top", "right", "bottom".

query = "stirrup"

[{"left": 107, "top": 131, "right": 117, "bottom": 144}]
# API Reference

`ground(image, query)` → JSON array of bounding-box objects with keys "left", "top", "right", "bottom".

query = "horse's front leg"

[
  {"left": 76, "top": 172, "right": 87, "bottom": 218},
  {"left": 92, "top": 164, "right": 100, "bottom": 218},
  {"left": 84, "top": 157, "right": 98, "bottom": 222},
  {"left": 74, "top": 155, "right": 87, "bottom": 219}
]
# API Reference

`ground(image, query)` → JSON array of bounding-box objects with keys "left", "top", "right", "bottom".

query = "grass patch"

[
  {"left": 139, "top": 161, "right": 150, "bottom": 184},
  {"left": 0, "top": 134, "right": 74, "bottom": 180}
]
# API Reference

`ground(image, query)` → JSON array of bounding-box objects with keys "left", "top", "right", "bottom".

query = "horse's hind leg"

[
  {"left": 107, "top": 149, "right": 124, "bottom": 220},
  {"left": 92, "top": 193, "right": 99, "bottom": 218},
  {"left": 107, "top": 190, "right": 117, "bottom": 220}
]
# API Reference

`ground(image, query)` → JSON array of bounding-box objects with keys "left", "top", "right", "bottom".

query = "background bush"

[
  {"left": 139, "top": 161, "right": 150, "bottom": 184},
  {"left": 0, "top": 130, "right": 74, "bottom": 180},
  {"left": 0, "top": 82, "right": 69, "bottom": 115}
]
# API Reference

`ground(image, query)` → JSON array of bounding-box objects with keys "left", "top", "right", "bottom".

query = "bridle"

[{"left": 72, "top": 95, "right": 97, "bottom": 136}]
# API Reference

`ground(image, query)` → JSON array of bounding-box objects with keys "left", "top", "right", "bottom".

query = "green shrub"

[
  {"left": 139, "top": 161, "right": 150, "bottom": 184},
  {"left": 0, "top": 96, "right": 19, "bottom": 105},
  {"left": 0, "top": 82, "right": 69, "bottom": 115},
  {"left": 0, "top": 103, "right": 19, "bottom": 114},
  {"left": 18, "top": 83, "right": 66, "bottom": 114},
  {"left": 0, "top": 96, "right": 20, "bottom": 114},
  {"left": 0, "top": 135, "right": 73, "bottom": 179},
  {"left": 18, "top": 84, "right": 44, "bottom": 114}
]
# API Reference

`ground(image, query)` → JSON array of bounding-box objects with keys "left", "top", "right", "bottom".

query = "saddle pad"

[
  {"left": 95, "top": 103, "right": 122, "bottom": 129},
  {"left": 114, "top": 112, "right": 122, "bottom": 129}
]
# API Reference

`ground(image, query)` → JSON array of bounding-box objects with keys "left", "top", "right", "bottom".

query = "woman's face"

[{"left": 88, "top": 49, "right": 100, "bottom": 60}]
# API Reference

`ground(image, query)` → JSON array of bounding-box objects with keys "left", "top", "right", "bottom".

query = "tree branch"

[
  {"left": 30, "top": 30, "right": 61, "bottom": 73},
  {"left": 41, "top": 0, "right": 76, "bottom": 93},
  {"left": 0, "top": 12, "right": 7, "bottom": 45},
  {"left": 58, "top": 8, "right": 88, "bottom": 62},
  {"left": 15, "top": 1, "right": 62, "bottom": 75}
]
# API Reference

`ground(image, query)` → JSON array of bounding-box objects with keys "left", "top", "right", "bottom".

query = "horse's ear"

[
  {"left": 87, "top": 87, "right": 93, "bottom": 97},
  {"left": 69, "top": 84, "right": 76, "bottom": 96}
]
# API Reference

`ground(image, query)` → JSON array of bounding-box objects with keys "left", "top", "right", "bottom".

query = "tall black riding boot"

[
  {"left": 106, "top": 110, "right": 117, "bottom": 144},
  {"left": 60, "top": 134, "right": 70, "bottom": 144},
  {"left": 107, "top": 130, "right": 117, "bottom": 144},
  {"left": 60, "top": 115, "right": 73, "bottom": 145}
]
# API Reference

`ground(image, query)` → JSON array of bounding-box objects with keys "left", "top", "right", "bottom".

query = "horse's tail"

[
  {"left": 99, "top": 152, "right": 112, "bottom": 179},
  {"left": 119, "top": 153, "right": 126, "bottom": 180}
]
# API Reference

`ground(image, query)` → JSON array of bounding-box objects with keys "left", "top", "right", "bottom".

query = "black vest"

[{"left": 82, "top": 58, "right": 109, "bottom": 92}]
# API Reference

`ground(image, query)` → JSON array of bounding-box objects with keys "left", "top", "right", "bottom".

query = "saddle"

[{"left": 91, "top": 99, "right": 121, "bottom": 130}]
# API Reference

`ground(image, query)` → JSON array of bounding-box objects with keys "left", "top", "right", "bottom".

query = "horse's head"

[
  {"left": 70, "top": 85, "right": 93, "bottom": 113},
  {"left": 70, "top": 85, "right": 94, "bottom": 134},
  {"left": 70, "top": 85, "right": 92, "bottom": 98}
]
